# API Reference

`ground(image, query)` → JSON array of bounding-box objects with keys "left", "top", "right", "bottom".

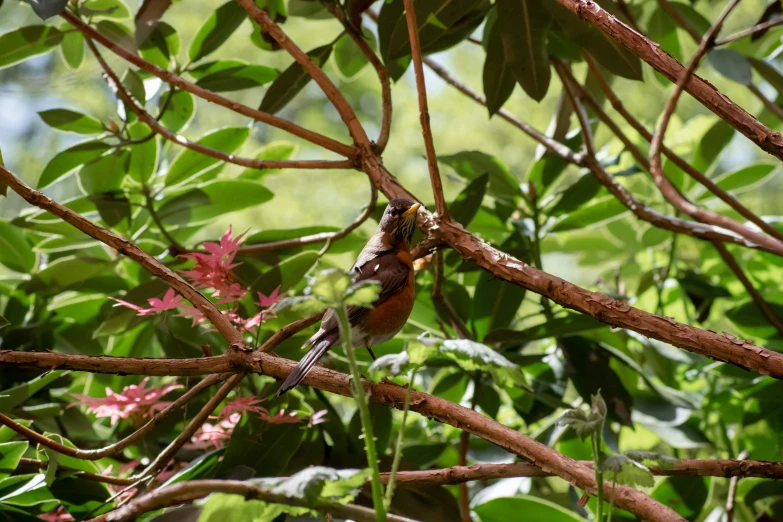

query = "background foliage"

[{"left": 2, "top": 0, "right": 783, "bottom": 520}]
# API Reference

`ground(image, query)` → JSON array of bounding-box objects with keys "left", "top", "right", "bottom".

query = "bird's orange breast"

[{"left": 364, "top": 250, "right": 415, "bottom": 336}]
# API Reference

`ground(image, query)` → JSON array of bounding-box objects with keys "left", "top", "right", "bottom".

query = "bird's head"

[{"left": 377, "top": 197, "right": 421, "bottom": 245}]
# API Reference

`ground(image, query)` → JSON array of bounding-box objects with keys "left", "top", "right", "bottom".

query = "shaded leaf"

[
  {"left": 334, "top": 30, "right": 375, "bottom": 79},
  {"left": 37, "top": 140, "right": 112, "bottom": 189},
  {"left": 195, "top": 65, "right": 279, "bottom": 92},
  {"left": 0, "top": 25, "right": 63, "bottom": 70},
  {"left": 482, "top": 9, "right": 516, "bottom": 116},
  {"left": 708, "top": 49, "right": 752, "bottom": 85},
  {"left": 260, "top": 45, "right": 333, "bottom": 114},
  {"left": 0, "top": 222, "right": 36, "bottom": 273},
  {"left": 164, "top": 127, "right": 250, "bottom": 186},
  {"left": 159, "top": 89, "right": 195, "bottom": 133},
  {"left": 474, "top": 495, "right": 587, "bottom": 521},
  {"left": 188, "top": 1, "right": 247, "bottom": 61},
  {"left": 449, "top": 173, "right": 488, "bottom": 226},
  {"left": 440, "top": 151, "right": 521, "bottom": 201},
  {"left": 38, "top": 109, "right": 104, "bottom": 135}
]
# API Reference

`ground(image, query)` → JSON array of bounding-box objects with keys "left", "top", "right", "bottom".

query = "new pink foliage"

[
  {"left": 70, "top": 377, "right": 183, "bottom": 425},
  {"left": 110, "top": 288, "right": 182, "bottom": 316},
  {"left": 38, "top": 507, "right": 73, "bottom": 522}
]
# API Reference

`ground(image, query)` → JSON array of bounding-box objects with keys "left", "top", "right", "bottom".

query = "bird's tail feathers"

[{"left": 277, "top": 335, "right": 336, "bottom": 396}]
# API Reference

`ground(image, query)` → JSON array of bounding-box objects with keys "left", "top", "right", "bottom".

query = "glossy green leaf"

[
  {"left": 188, "top": 1, "right": 247, "bottom": 62},
  {"left": 0, "top": 442, "right": 27, "bottom": 481},
  {"left": 750, "top": 57, "right": 783, "bottom": 94},
  {"left": 449, "top": 173, "right": 488, "bottom": 226},
  {"left": 190, "top": 179, "right": 273, "bottom": 222},
  {"left": 38, "top": 109, "right": 104, "bottom": 135},
  {"left": 77, "top": 149, "right": 128, "bottom": 194},
  {"left": 126, "top": 122, "right": 158, "bottom": 184},
  {"left": 195, "top": 64, "right": 278, "bottom": 92},
  {"left": 0, "top": 26, "right": 63, "bottom": 70},
  {"left": 482, "top": 9, "right": 515, "bottom": 116},
  {"left": 161, "top": 447, "right": 225, "bottom": 487},
  {"left": 497, "top": 0, "right": 552, "bottom": 101},
  {"left": 698, "top": 163, "right": 776, "bottom": 200},
  {"left": 250, "top": 250, "right": 319, "bottom": 295},
  {"left": 260, "top": 45, "right": 333, "bottom": 114},
  {"left": 88, "top": 192, "right": 131, "bottom": 227},
  {"left": 549, "top": 174, "right": 602, "bottom": 216},
  {"left": 727, "top": 299, "right": 783, "bottom": 339},
  {"left": 647, "top": 6, "right": 681, "bottom": 61},
  {"left": 0, "top": 371, "right": 67, "bottom": 412},
  {"left": 691, "top": 120, "right": 734, "bottom": 172},
  {"left": 164, "top": 127, "right": 249, "bottom": 186},
  {"left": 651, "top": 476, "right": 709, "bottom": 521},
  {"left": 708, "top": 49, "right": 752, "bottom": 85},
  {"left": 551, "top": 197, "right": 626, "bottom": 232},
  {"left": 475, "top": 496, "right": 586, "bottom": 521},
  {"left": 239, "top": 141, "right": 297, "bottom": 178},
  {"left": 159, "top": 89, "right": 195, "bottom": 133},
  {"left": 139, "top": 21, "right": 180, "bottom": 69},
  {"left": 217, "top": 415, "right": 306, "bottom": 477},
  {"left": 485, "top": 313, "right": 605, "bottom": 344},
  {"left": 0, "top": 222, "right": 36, "bottom": 273},
  {"left": 59, "top": 30, "right": 83, "bottom": 69},
  {"left": 472, "top": 271, "right": 525, "bottom": 339},
  {"left": 37, "top": 140, "right": 112, "bottom": 189},
  {"left": 334, "top": 30, "right": 375, "bottom": 80},
  {"left": 440, "top": 151, "right": 521, "bottom": 201}
]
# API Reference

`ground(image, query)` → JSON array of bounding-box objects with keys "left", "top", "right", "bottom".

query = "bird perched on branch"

[{"left": 278, "top": 198, "right": 421, "bottom": 395}]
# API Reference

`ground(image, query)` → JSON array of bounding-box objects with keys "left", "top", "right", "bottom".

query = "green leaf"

[
  {"left": 195, "top": 64, "right": 278, "bottom": 92},
  {"left": 59, "top": 30, "right": 84, "bottom": 70},
  {"left": 37, "top": 140, "right": 112, "bottom": 189},
  {"left": 188, "top": 1, "right": 247, "bottom": 61},
  {"left": 651, "top": 476, "right": 709, "bottom": 520},
  {"left": 250, "top": 250, "right": 319, "bottom": 296},
  {"left": 449, "top": 173, "right": 488, "bottom": 226},
  {"left": 440, "top": 151, "right": 521, "bottom": 201},
  {"left": 334, "top": 30, "right": 375, "bottom": 80},
  {"left": 0, "top": 26, "right": 63, "bottom": 70},
  {"left": 81, "top": 0, "right": 131, "bottom": 18},
  {"left": 439, "top": 339, "right": 516, "bottom": 372},
  {"left": 0, "top": 371, "right": 67, "bottom": 412},
  {"left": 164, "top": 127, "right": 250, "bottom": 186},
  {"left": 727, "top": 299, "right": 783, "bottom": 339},
  {"left": 472, "top": 271, "right": 526, "bottom": 339},
  {"left": 482, "top": 10, "right": 516, "bottom": 115},
  {"left": 708, "top": 49, "right": 752, "bottom": 85},
  {"left": 551, "top": 197, "right": 626, "bottom": 232},
  {"left": 496, "top": 0, "right": 552, "bottom": 101},
  {"left": 647, "top": 6, "right": 681, "bottom": 61},
  {"left": 190, "top": 179, "right": 273, "bottom": 222},
  {"left": 750, "top": 57, "right": 783, "bottom": 94},
  {"left": 161, "top": 447, "right": 225, "bottom": 487},
  {"left": 88, "top": 192, "right": 131, "bottom": 227},
  {"left": 260, "top": 45, "right": 333, "bottom": 114},
  {"left": 474, "top": 496, "right": 587, "bottom": 521},
  {"left": 27, "top": 257, "right": 113, "bottom": 294},
  {"left": 691, "top": 120, "right": 734, "bottom": 173},
  {"left": 126, "top": 122, "right": 158, "bottom": 184},
  {"left": 38, "top": 109, "right": 103, "bottom": 135},
  {"left": 77, "top": 149, "right": 129, "bottom": 194},
  {"left": 485, "top": 313, "right": 605, "bottom": 344},
  {"left": 601, "top": 455, "right": 654, "bottom": 487},
  {"left": 0, "top": 222, "right": 35, "bottom": 273},
  {"left": 549, "top": 173, "right": 602, "bottom": 216},
  {"left": 698, "top": 163, "right": 776, "bottom": 199},
  {"left": 0, "top": 442, "right": 28, "bottom": 480},
  {"left": 527, "top": 152, "right": 570, "bottom": 196},
  {"left": 197, "top": 493, "right": 310, "bottom": 522},
  {"left": 28, "top": 0, "right": 69, "bottom": 19},
  {"left": 217, "top": 415, "right": 306, "bottom": 477},
  {"left": 139, "top": 21, "right": 180, "bottom": 69},
  {"left": 252, "top": 466, "right": 370, "bottom": 506},
  {"left": 159, "top": 89, "right": 195, "bottom": 133},
  {"left": 239, "top": 141, "right": 297, "bottom": 178}
]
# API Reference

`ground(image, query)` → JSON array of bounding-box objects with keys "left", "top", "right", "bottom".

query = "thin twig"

[
  {"left": 350, "top": 19, "right": 392, "bottom": 152},
  {"left": 238, "top": 183, "right": 378, "bottom": 254},
  {"left": 713, "top": 242, "right": 783, "bottom": 337},
  {"left": 86, "top": 36, "right": 351, "bottom": 173},
  {"left": 748, "top": 83, "right": 783, "bottom": 121},
  {"left": 431, "top": 250, "right": 472, "bottom": 339},
  {"left": 17, "top": 458, "right": 136, "bottom": 486},
  {"left": 726, "top": 450, "right": 750, "bottom": 522},
  {"left": 648, "top": 0, "right": 783, "bottom": 257},
  {"left": 402, "top": 0, "right": 449, "bottom": 218},
  {"left": 715, "top": 17, "right": 783, "bottom": 45},
  {"left": 60, "top": 10, "right": 353, "bottom": 158}
]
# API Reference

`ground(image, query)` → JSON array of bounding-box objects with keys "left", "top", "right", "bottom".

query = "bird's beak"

[{"left": 402, "top": 203, "right": 421, "bottom": 218}]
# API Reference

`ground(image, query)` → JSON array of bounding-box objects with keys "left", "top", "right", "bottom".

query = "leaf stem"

[
  {"left": 593, "top": 433, "right": 604, "bottom": 521},
  {"left": 384, "top": 366, "right": 416, "bottom": 509},
  {"left": 607, "top": 481, "right": 616, "bottom": 522},
  {"left": 334, "top": 304, "right": 387, "bottom": 522}
]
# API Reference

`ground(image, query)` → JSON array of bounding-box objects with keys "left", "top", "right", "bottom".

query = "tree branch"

[
  {"left": 0, "top": 164, "right": 245, "bottom": 349},
  {"left": 402, "top": 0, "right": 449, "bottom": 218},
  {"left": 60, "top": 10, "right": 354, "bottom": 158},
  {"left": 551, "top": 0, "right": 783, "bottom": 161},
  {"left": 235, "top": 0, "right": 370, "bottom": 146},
  {"left": 715, "top": 17, "right": 783, "bottom": 46},
  {"left": 17, "top": 458, "right": 136, "bottom": 486},
  {"left": 94, "top": 479, "right": 417, "bottom": 522}
]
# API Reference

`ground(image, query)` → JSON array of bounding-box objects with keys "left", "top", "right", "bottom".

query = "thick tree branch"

[
  {"left": 0, "top": 165, "right": 245, "bottom": 349},
  {"left": 85, "top": 37, "right": 351, "bottom": 172},
  {"left": 552, "top": 0, "right": 783, "bottom": 161},
  {"left": 236, "top": 0, "right": 370, "bottom": 146},
  {"left": 60, "top": 11, "right": 354, "bottom": 158},
  {"left": 0, "top": 349, "right": 682, "bottom": 521},
  {"left": 96, "top": 479, "right": 417, "bottom": 522},
  {"left": 402, "top": 0, "right": 449, "bottom": 218},
  {"left": 238, "top": 183, "right": 378, "bottom": 254}
]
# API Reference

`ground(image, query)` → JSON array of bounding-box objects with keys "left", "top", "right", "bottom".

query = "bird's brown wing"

[{"left": 315, "top": 250, "right": 411, "bottom": 337}]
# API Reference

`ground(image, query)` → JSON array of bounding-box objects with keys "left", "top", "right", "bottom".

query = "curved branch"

[
  {"left": 577, "top": 54, "right": 783, "bottom": 244},
  {"left": 0, "top": 165, "right": 245, "bottom": 348},
  {"left": 551, "top": 0, "right": 783, "bottom": 161},
  {"left": 646, "top": 1, "right": 783, "bottom": 256},
  {"left": 85, "top": 39, "right": 351, "bottom": 174},
  {"left": 95, "top": 479, "right": 417, "bottom": 522},
  {"left": 18, "top": 458, "right": 136, "bottom": 486},
  {"left": 715, "top": 18, "right": 783, "bottom": 46},
  {"left": 238, "top": 183, "right": 378, "bottom": 254},
  {"left": 402, "top": 0, "right": 449, "bottom": 218},
  {"left": 235, "top": 0, "right": 370, "bottom": 145},
  {"left": 0, "top": 373, "right": 228, "bottom": 460},
  {"left": 59, "top": 11, "right": 354, "bottom": 158}
]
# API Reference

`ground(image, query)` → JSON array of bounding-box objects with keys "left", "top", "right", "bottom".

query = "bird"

[{"left": 277, "top": 197, "right": 421, "bottom": 396}]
